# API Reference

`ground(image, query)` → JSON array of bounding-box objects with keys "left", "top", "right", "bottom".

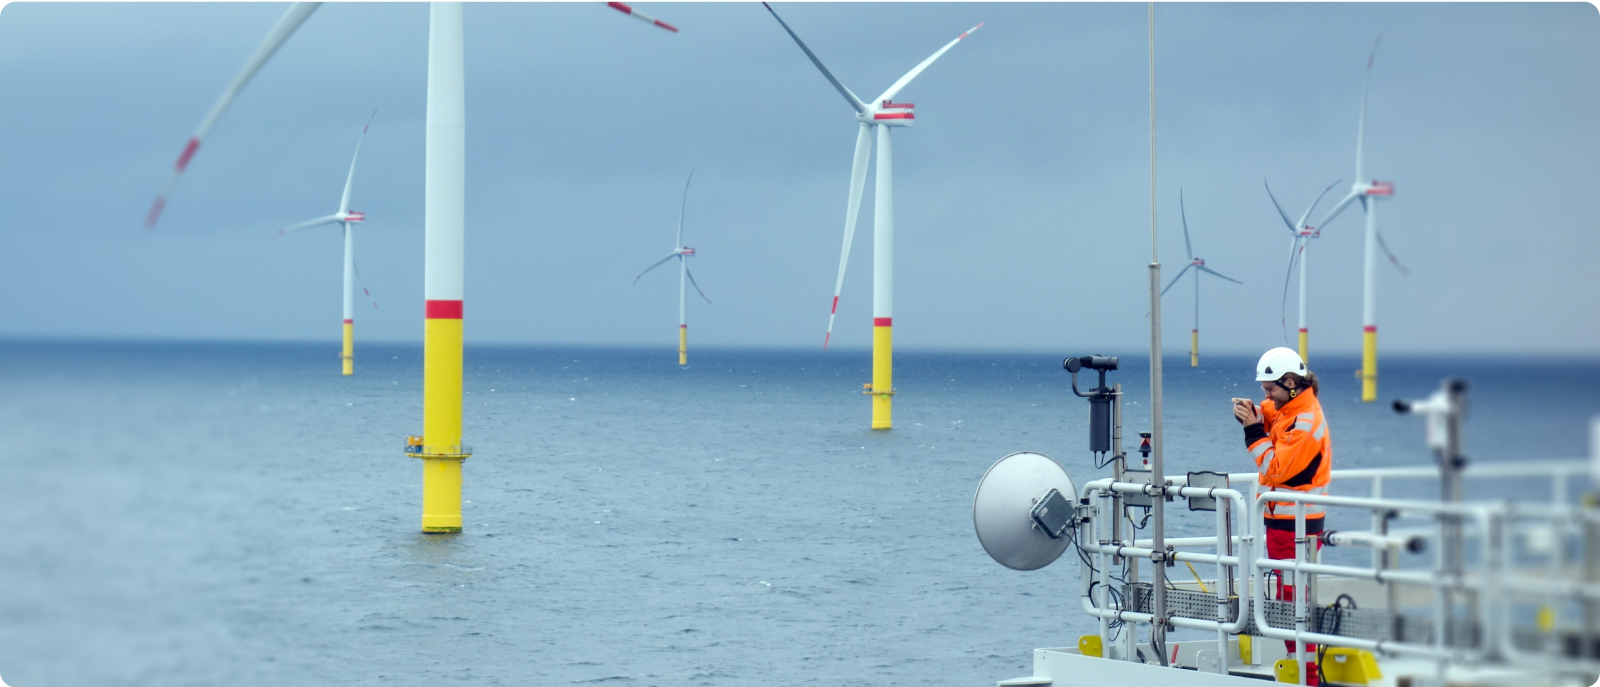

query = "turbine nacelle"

[
  {"left": 678, "top": 247, "right": 695, "bottom": 256},
  {"left": 1191, "top": 257, "right": 1205, "bottom": 267},
  {"left": 341, "top": 211, "right": 365, "bottom": 224},
  {"left": 1360, "top": 180, "right": 1395, "bottom": 197},
  {"left": 862, "top": 100, "right": 915, "bottom": 127}
]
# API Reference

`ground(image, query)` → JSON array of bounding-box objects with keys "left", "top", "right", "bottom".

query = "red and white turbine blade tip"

[
  {"left": 824, "top": 302, "right": 840, "bottom": 349},
  {"left": 145, "top": 137, "right": 203, "bottom": 229},
  {"left": 607, "top": 2, "right": 678, "bottom": 32},
  {"left": 959, "top": 22, "right": 984, "bottom": 40}
]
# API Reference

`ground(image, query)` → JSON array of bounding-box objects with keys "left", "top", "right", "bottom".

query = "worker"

[{"left": 1233, "top": 346, "right": 1331, "bottom": 682}]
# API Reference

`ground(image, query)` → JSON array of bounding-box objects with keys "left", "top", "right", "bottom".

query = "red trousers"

[{"left": 1266, "top": 525, "right": 1322, "bottom": 670}]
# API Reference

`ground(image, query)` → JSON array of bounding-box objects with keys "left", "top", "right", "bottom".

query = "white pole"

[
  {"left": 425, "top": 2, "right": 465, "bottom": 311},
  {"left": 1362, "top": 201, "right": 1378, "bottom": 346},
  {"left": 678, "top": 256, "right": 687, "bottom": 329},
  {"left": 1147, "top": 1, "right": 1169, "bottom": 663},
  {"left": 873, "top": 125, "right": 893, "bottom": 330},
  {"left": 1298, "top": 238, "right": 1309, "bottom": 362},
  {"left": 342, "top": 223, "right": 355, "bottom": 323},
  {"left": 419, "top": 0, "right": 468, "bottom": 534},
  {"left": 870, "top": 123, "right": 894, "bottom": 429}
]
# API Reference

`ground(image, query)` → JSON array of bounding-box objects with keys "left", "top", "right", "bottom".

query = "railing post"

[{"left": 1295, "top": 500, "right": 1308, "bottom": 685}]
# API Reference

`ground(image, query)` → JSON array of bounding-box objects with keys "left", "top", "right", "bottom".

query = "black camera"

[
  {"left": 1064, "top": 354, "right": 1119, "bottom": 455},
  {"left": 1063, "top": 355, "right": 1118, "bottom": 373}
]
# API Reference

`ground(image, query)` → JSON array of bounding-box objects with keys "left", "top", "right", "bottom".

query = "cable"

[{"left": 1316, "top": 594, "right": 1357, "bottom": 683}]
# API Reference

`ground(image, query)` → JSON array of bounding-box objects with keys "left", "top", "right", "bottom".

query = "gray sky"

[{"left": 0, "top": 2, "right": 1595, "bottom": 354}]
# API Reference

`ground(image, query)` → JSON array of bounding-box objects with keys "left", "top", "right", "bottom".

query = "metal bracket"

[{"left": 404, "top": 435, "right": 472, "bottom": 460}]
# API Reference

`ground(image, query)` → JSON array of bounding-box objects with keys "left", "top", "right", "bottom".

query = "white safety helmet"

[{"left": 1255, "top": 347, "right": 1306, "bottom": 382}]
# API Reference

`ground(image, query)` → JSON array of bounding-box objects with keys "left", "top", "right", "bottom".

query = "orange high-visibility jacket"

[{"left": 1245, "top": 388, "right": 1332, "bottom": 532}]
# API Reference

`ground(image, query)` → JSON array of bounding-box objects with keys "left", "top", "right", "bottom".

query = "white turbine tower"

[
  {"left": 1265, "top": 178, "right": 1341, "bottom": 365},
  {"left": 1159, "top": 190, "right": 1242, "bottom": 367},
  {"left": 153, "top": 1, "right": 678, "bottom": 532},
  {"left": 764, "top": 2, "right": 981, "bottom": 431},
  {"left": 1315, "top": 39, "right": 1407, "bottom": 403},
  {"left": 276, "top": 114, "right": 376, "bottom": 376},
  {"left": 634, "top": 170, "right": 711, "bottom": 366}
]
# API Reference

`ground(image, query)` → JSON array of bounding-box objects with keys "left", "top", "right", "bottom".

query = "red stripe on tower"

[
  {"left": 1299, "top": 328, "right": 1308, "bottom": 333},
  {"left": 426, "top": 300, "right": 463, "bottom": 319},
  {"left": 344, "top": 319, "right": 353, "bottom": 324},
  {"left": 680, "top": 324, "right": 687, "bottom": 329},
  {"left": 874, "top": 317, "right": 892, "bottom": 327},
  {"left": 1364, "top": 325, "right": 1377, "bottom": 333}
]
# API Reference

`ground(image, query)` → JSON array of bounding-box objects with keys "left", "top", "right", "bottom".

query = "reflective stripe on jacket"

[{"left": 1245, "top": 388, "right": 1332, "bottom": 530}]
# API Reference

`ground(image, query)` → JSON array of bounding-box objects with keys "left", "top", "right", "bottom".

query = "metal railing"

[{"left": 1071, "top": 457, "right": 1600, "bottom": 685}]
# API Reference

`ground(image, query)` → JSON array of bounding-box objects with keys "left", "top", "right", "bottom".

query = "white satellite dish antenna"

[{"left": 973, "top": 451, "right": 1079, "bottom": 571}]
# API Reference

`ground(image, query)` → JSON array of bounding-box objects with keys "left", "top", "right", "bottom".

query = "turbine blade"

[
  {"left": 1197, "top": 265, "right": 1242, "bottom": 285},
  {"left": 1278, "top": 236, "right": 1305, "bottom": 343},
  {"left": 338, "top": 111, "right": 376, "bottom": 215},
  {"left": 873, "top": 21, "right": 983, "bottom": 105},
  {"left": 1263, "top": 179, "right": 1298, "bottom": 234},
  {"left": 633, "top": 253, "right": 679, "bottom": 283},
  {"left": 1314, "top": 188, "right": 1361, "bottom": 232},
  {"left": 763, "top": 3, "right": 868, "bottom": 114},
  {"left": 1357, "top": 36, "right": 1380, "bottom": 183},
  {"left": 607, "top": 2, "right": 679, "bottom": 32},
  {"left": 676, "top": 169, "right": 694, "bottom": 249},
  {"left": 275, "top": 214, "right": 341, "bottom": 237},
  {"left": 825, "top": 123, "right": 874, "bottom": 348},
  {"left": 1299, "top": 178, "right": 1343, "bottom": 230},
  {"left": 1179, "top": 188, "right": 1194, "bottom": 260},
  {"left": 353, "top": 257, "right": 379, "bottom": 309},
  {"left": 1159, "top": 264, "right": 1193, "bottom": 297},
  {"left": 685, "top": 264, "right": 711, "bottom": 304},
  {"left": 1376, "top": 229, "right": 1411, "bottom": 276},
  {"left": 145, "top": 2, "right": 322, "bottom": 229}
]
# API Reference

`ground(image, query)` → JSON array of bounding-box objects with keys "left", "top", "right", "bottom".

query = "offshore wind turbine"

[
  {"left": 1314, "top": 39, "right": 1407, "bottom": 403},
  {"left": 1265, "top": 179, "right": 1340, "bottom": 365},
  {"left": 764, "top": 2, "right": 981, "bottom": 431},
  {"left": 634, "top": 171, "right": 711, "bottom": 366},
  {"left": 275, "top": 114, "right": 376, "bottom": 377},
  {"left": 153, "top": 1, "right": 678, "bottom": 533},
  {"left": 1158, "top": 190, "right": 1241, "bottom": 367}
]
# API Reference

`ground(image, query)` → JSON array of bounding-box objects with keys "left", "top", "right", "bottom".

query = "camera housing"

[{"left": 1062, "top": 355, "right": 1118, "bottom": 373}]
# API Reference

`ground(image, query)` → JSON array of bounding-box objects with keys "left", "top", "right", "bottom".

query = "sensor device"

[
  {"left": 1030, "top": 488, "right": 1075, "bottom": 539},
  {"left": 974, "top": 451, "right": 1078, "bottom": 571}
]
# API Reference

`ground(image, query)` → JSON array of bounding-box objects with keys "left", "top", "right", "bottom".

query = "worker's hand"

[{"left": 1232, "top": 398, "right": 1261, "bottom": 426}]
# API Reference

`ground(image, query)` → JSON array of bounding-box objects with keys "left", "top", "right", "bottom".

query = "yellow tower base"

[
  {"left": 341, "top": 319, "right": 354, "bottom": 376},
  {"left": 421, "top": 457, "right": 464, "bottom": 532},
  {"left": 418, "top": 310, "right": 468, "bottom": 533},
  {"left": 1297, "top": 328, "right": 1309, "bottom": 366},
  {"left": 1190, "top": 329, "right": 1198, "bottom": 367},
  {"left": 679, "top": 324, "right": 687, "bottom": 366},
  {"left": 1361, "top": 325, "right": 1378, "bottom": 403},
  {"left": 870, "top": 319, "right": 893, "bottom": 430}
]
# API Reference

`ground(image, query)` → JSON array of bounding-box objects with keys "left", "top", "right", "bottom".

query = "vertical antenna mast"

[{"left": 1146, "top": 0, "right": 1169, "bottom": 664}]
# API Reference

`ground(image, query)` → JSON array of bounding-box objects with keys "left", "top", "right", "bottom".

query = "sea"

[{"left": 1, "top": 340, "right": 1596, "bottom": 686}]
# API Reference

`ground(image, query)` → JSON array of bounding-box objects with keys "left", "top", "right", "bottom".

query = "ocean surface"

[{"left": 1, "top": 341, "right": 1596, "bottom": 686}]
